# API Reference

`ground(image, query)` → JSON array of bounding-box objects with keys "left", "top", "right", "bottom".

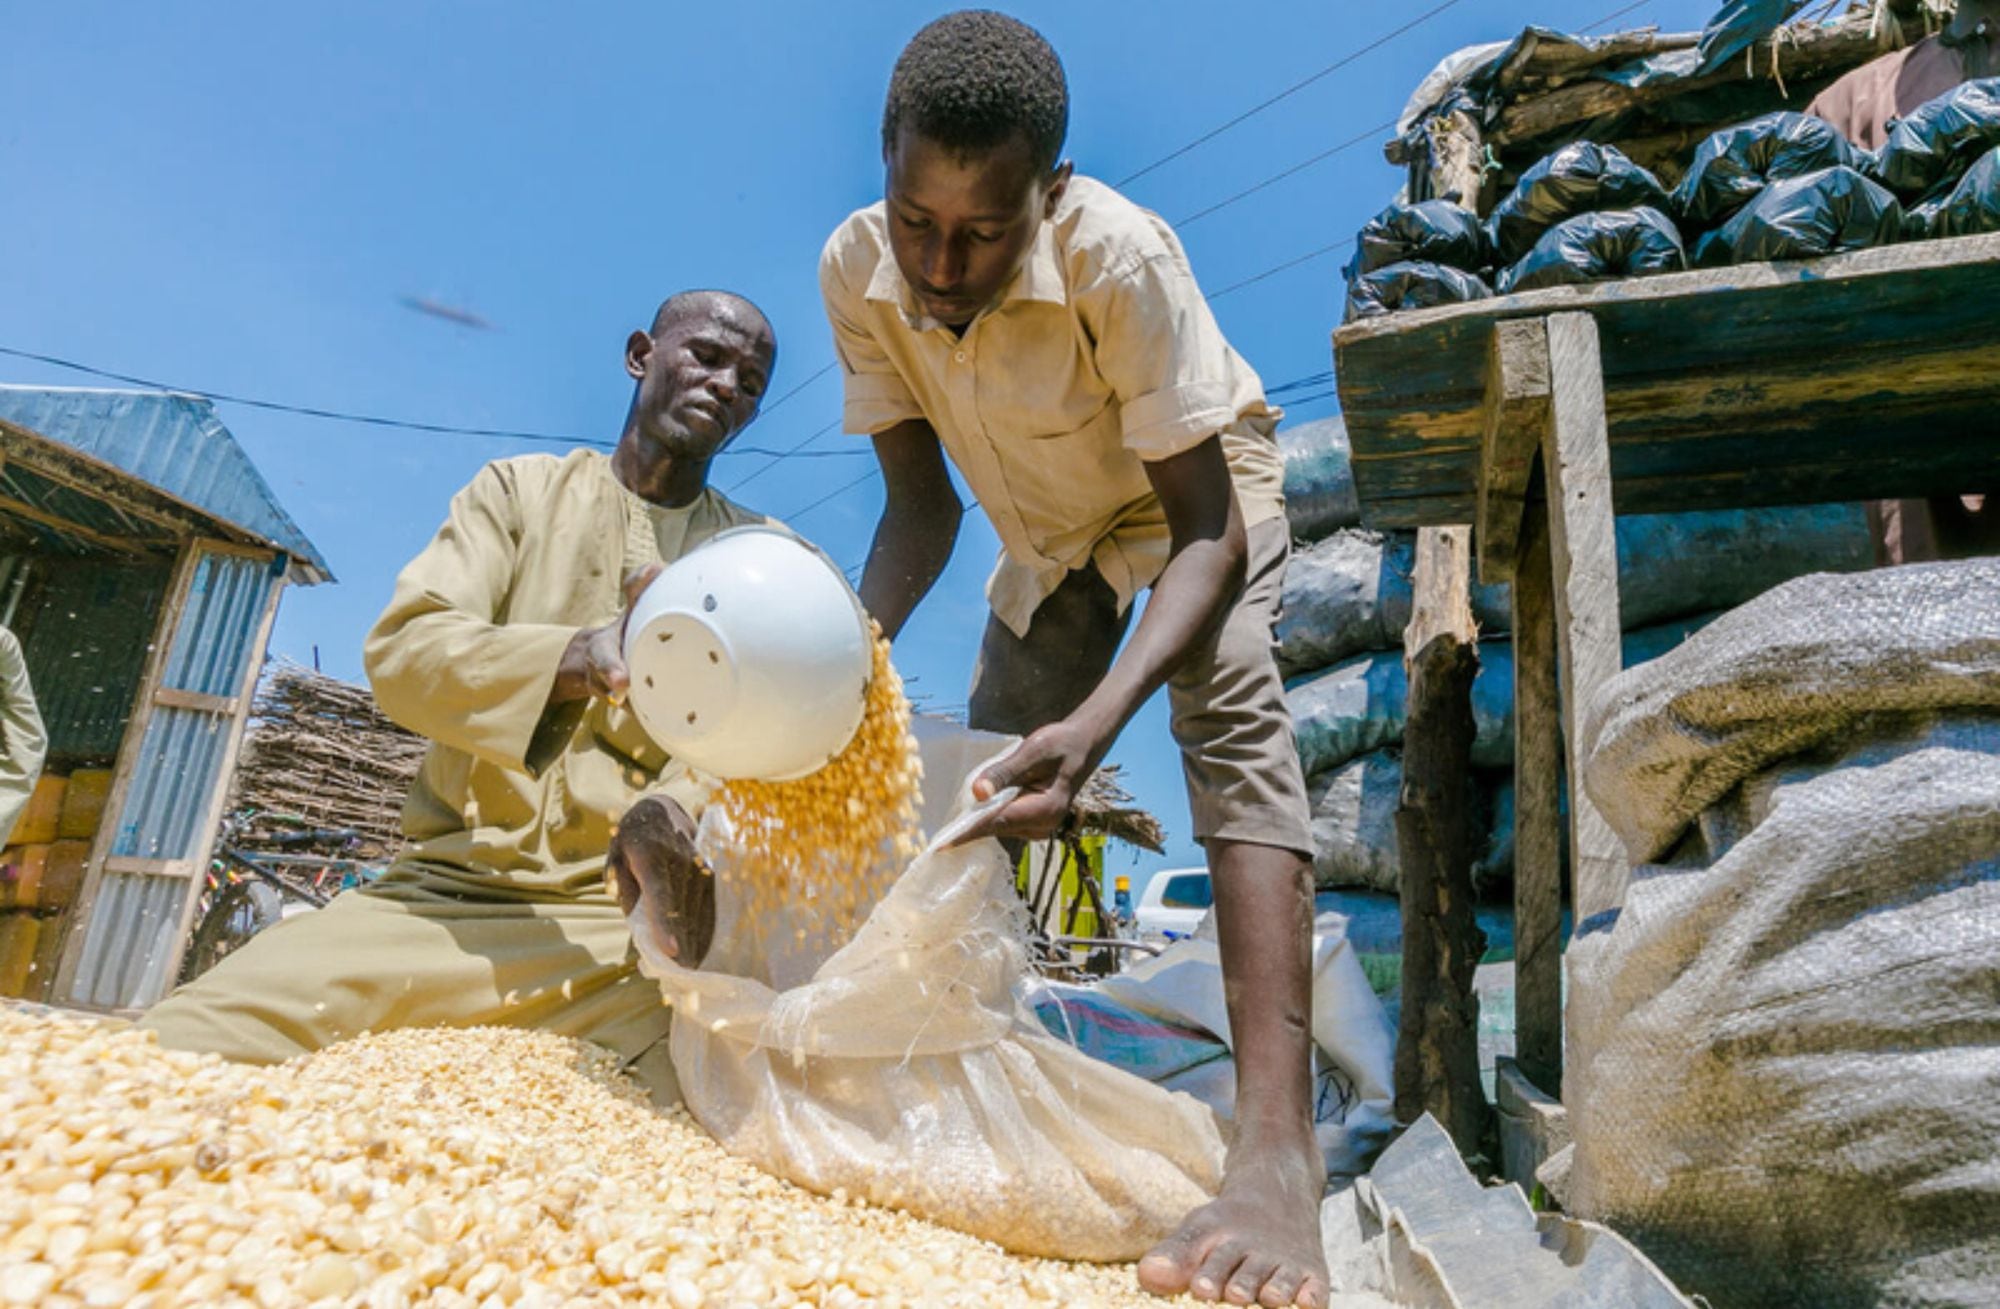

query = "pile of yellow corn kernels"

[
  {"left": 708, "top": 625, "right": 924, "bottom": 940},
  {"left": 0, "top": 1005, "right": 1204, "bottom": 1308}
]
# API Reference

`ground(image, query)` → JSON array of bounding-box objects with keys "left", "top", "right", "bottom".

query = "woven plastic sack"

[
  {"left": 1907, "top": 144, "right": 2000, "bottom": 240},
  {"left": 1672, "top": 111, "right": 1859, "bottom": 228},
  {"left": 1867, "top": 76, "right": 2000, "bottom": 200},
  {"left": 1486, "top": 142, "right": 1670, "bottom": 265},
  {"left": 1567, "top": 561, "right": 2000, "bottom": 1307},
  {"left": 1691, "top": 165, "right": 1902, "bottom": 267},
  {"left": 1346, "top": 199, "right": 1489, "bottom": 278},
  {"left": 1499, "top": 207, "right": 1687, "bottom": 293},
  {"left": 1279, "top": 417, "right": 1361, "bottom": 543},
  {"left": 1343, "top": 260, "right": 1491, "bottom": 323},
  {"left": 630, "top": 719, "right": 1226, "bottom": 1260}
]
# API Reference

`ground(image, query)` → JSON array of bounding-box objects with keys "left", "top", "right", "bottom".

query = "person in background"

[
  {"left": 140, "top": 292, "right": 775, "bottom": 1104},
  {"left": 1808, "top": 0, "right": 2000, "bottom": 564},
  {"left": 0, "top": 625, "right": 46, "bottom": 845},
  {"left": 822, "top": 13, "right": 1326, "bottom": 1305}
]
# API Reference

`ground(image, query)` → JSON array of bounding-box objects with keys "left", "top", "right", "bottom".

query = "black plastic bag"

[
  {"left": 1344, "top": 261, "right": 1492, "bottom": 322},
  {"left": 1500, "top": 207, "right": 1687, "bottom": 293},
  {"left": 1673, "top": 111, "right": 1860, "bottom": 228},
  {"left": 1906, "top": 145, "right": 2000, "bottom": 240},
  {"left": 1692, "top": 166, "right": 1902, "bottom": 267},
  {"left": 1868, "top": 77, "right": 2000, "bottom": 200},
  {"left": 1486, "top": 141, "right": 1671, "bottom": 264},
  {"left": 1346, "top": 199, "right": 1488, "bottom": 278}
]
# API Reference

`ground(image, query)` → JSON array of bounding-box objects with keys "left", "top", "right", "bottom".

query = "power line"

[
  {"left": 1116, "top": 0, "right": 1469, "bottom": 188},
  {"left": 1578, "top": 0, "right": 1654, "bottom": 35},
  {"left": 1175, "top": 121, "right": 1395, "bottom": 229},
  {"left": 0, "top": 343, "right": 841, "bottom": 456},
  {"left": 725, "top": 417, "right": 844, "bottom": 494},
  {"left": 753, "top": 361, "right": 835, "bottom": 420},
  {"left": 1209, "top": 237, "right": 1357, "bottom": 302},
  {"left": 783, "top": 467, "right": 881, "bottom": 526},
  {"left": 0, "top": 344, "right": 614, "bottom": 449}
]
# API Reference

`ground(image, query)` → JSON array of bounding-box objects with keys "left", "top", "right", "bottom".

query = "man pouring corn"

[
  {"left": 139, "top": 291, "right": 773, "bottom": 1104},
  {"left": 822, "top": 13, "right": 1327, "bottom": 1307}
]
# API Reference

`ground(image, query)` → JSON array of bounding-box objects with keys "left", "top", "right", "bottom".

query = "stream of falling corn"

[
  {"left": 0, "top": 1007, "right": 1205, "bottom": 1309},
  {"left": 705, "top": 624, "right": 925, "bottom": 945}
]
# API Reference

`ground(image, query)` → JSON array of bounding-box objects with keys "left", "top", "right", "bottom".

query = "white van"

[{"left": 1135, "top": 867, "right": 1212, "bottom": 943}]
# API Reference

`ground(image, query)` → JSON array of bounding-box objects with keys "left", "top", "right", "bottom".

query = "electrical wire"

[{"left": 1115, "top": 0, "right": 1470, "bottom": 187}]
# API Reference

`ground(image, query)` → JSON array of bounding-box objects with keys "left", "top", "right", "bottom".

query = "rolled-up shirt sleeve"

[
  {"left": 1081, "top": 250, "right": 1240, "bottom": 462},
  {"left": 819, "top": 230, "right": 925, "bottom": 437}
]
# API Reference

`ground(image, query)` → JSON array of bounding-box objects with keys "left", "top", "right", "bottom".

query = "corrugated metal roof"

[{"left": 0, "top": 387, "right": 331, "bottom": 584}]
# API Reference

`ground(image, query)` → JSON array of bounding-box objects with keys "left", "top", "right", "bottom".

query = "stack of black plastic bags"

[{"left": 1345, "top": 76, "right": 2000, "bottom": 321}]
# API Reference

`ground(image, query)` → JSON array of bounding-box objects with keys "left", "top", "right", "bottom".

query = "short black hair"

[{"left": 882, "top": 10, "right": 1069, "bottom": 174}]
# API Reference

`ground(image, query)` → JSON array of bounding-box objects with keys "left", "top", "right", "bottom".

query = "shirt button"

[{"left": 954, "top": 351, "right": 967, "bottom": 363}]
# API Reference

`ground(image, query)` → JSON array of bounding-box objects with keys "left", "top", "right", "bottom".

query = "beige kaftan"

[
  {"left": 141, "top": 450, "right": 764, "bottom": 1102},
  {"left": 0, "top": 626, "right": 46, "bottom": 845}
]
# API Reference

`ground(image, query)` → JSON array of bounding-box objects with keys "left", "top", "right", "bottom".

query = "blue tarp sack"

[
  {"left": 1343, "top": 260, "right": 1491, "bottom": 323},
  {"left": 1693, "top": 0, "right": 1805, "bottom": 76},
  {"left": 1485, "top": 141, "right": 1670, "bottom": 264},
  {"left": 1867, "top": 76, "right": 2000, "bottom": 200},
  {"left": 1691, "top": 165, "right": 1903, "bottom": 266},
  {"left": 1906, "top": 144, "right": 2000, "bottom": 239},
  {"left": 1499, "top": 207, "right": 1687, "bottom": 293},
  {"left": 1346, "top": 198, "right": 1489, "bottom": 278},
  {"left": 1673, "top": 111, "right": 1861, "bottom": 228}
]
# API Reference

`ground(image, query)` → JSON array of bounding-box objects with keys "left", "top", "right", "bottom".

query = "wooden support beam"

[
  {"left": 1512, "top": 500, "right": 1564, "bottom": 1095},
  {"left": 1541, "top": 312, "right": 1628, "bottom": 923},
  {"left": 1393, "top": 524, "right": 1491, "bottom": 1156},
  {"left": 1477, "top": 319, "right": 1553, "bottom": 585},
  {"left": 0, "top": 490, "right": 158, "bottom": 555},
  {"left": 1491, "top": 11, "right": 1919, "bottom": 146}
]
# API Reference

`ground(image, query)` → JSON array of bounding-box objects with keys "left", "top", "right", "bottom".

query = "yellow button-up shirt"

[{"left": 820, "top": 175, "right": 1286, "bottom": 637}]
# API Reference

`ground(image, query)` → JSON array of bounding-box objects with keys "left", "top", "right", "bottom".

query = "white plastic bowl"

[{"left": 621, "top": 526, "right": 874, "bottom": 782}]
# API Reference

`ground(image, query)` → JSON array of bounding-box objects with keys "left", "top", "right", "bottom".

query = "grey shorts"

[{"left": 966, "top": 516, "right": 1312, "bottom": 856}]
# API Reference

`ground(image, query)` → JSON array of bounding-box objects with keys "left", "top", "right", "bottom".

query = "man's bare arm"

[
  {"left": 959, "top": 435, "right": 1244, "bottom": 841},
  {"left": 858, "top": 419, "right": 962, "bottom": 641}
]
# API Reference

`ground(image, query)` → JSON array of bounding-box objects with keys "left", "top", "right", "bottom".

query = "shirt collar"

[{"left": 864, "top": 218, "right": 1068, "bottom": 331}]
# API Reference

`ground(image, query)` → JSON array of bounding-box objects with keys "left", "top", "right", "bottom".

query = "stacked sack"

[
  {"left": 1674, "top": 111, "right": 1902, "bottom": 265},
  {"left": 1870, "top": 77, "right": 2000, "bottom": 238},
  {"left": 1344, "top": 81, "right": 2000, "bottom": 319},
  {"left": 0, "top": 768, "right": 112, "bottom": 998},
  {"left": 1272, "top": 417, "right": 1877, "bottom": 896}
]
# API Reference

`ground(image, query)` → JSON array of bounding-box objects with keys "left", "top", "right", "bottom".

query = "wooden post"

[
  {"left": 1393, "top": 526, "right": 1490, "bottom": 1154},
  {"left": 1481, "top": 316, "right": 1565, "bottom": 1095},
  {"left": 1541, "top": 312, "right": 1627, "bottom": 924},
  {"left": 1512, "top": 509, "right": 1565, "bottom": 1094},
  {"left": 1389, "top": 104, "right": 1492, "bottom": 1156}
]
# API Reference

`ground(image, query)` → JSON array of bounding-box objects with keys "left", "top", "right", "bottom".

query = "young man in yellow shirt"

[{"left": 821, "top": 13, "right": 1325, "bottom": 1306}]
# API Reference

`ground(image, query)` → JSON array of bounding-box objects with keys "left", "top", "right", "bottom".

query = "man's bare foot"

[{"left": 1138, "top": 1126, "right": 1328, "bottom": 1307}]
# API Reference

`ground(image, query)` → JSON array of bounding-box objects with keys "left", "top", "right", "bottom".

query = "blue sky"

[{"left": 2, "top": 0, "right": 1715, "bottom": 889}]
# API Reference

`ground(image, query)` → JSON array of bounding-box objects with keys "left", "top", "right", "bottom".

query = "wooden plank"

[
  {"left": 101, "top": 856, "right": 194, "bottom": 879},
  {"left": 0, "top": 491, "right": 158, "bottom": 555},
  {"left": 1511, "top": 501, "right": 1563, "bottom": 1097},
  {"left": 50, "top": 541, "right": 202, "bottom": 1008},
  {"left": 1334, "top": 235, "right": 2000, "bottom": 527},
  {"left": 1477, "top": 319, "right": 1552, "bottom": 585},
  {"left": 151, "top": 687, "right": 236, "bottom": 716},
  {"left": 1541, "top": 313, "right": 1628, "bottom": 924}
]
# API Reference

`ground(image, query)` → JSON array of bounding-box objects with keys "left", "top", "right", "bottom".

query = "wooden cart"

[{"left": 1334, "top": 231, "right": 2000, "bottom": 1118}]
